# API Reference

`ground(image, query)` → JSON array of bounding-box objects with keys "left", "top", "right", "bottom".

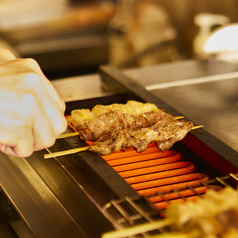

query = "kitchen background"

[{"left": 0, "top": 0, "right": 238, "bottom": 79}]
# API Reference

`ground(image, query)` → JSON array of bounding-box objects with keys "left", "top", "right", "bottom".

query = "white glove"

[{"left": 0, "top": 48, "right": 67, "bottom": 157}]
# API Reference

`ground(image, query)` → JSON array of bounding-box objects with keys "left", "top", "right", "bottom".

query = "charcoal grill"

[{"left": 0, "top": 61, "right": 238, "bottom": 238}]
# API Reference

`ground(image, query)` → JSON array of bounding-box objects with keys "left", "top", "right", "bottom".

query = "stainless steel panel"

[
  {"left": 151, "top": 77, "right": 238, "bottom": 152},
  {"left": 0, "top": 150, "right": 113, "bottom": 238}
]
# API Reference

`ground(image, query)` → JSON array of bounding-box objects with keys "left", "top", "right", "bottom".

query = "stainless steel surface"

[
  {"left": 152, "top": 77, "right": 238, "bottom": 152},
  {"left": 123, "top": 60, "right": 238, "bottom": 87},
  {"left": 0, "top": 153, "right": 86, "bottom": 237},
  {"left": 0, "top": 150, "right": 114, "bottom": 237},
  {"left": 145, "top": 71, "right": 238, "bottom": 90},
  {"left": 53, "top": 59, "right": 238, "bottom": 153},
  {"left": 52, "top": 74, "right": 111, "bottom": 102}
]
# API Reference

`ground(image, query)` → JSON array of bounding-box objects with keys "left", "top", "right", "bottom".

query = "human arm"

[{"left": 0, "top": 48, "right": 67, "bottom": 157}]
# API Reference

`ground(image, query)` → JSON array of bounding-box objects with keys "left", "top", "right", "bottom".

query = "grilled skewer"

[
  {"left": 44, "top": 125, "right": 203, "bottom": 159},
  {"left": 57, "top": 116, "right": 185, "bottom": 139},
  {"left": 45, "top": 101, "right": 200, "bottom": 159},
  {"left": 101, "top": 187, "right": 238, "bottom": 238}
]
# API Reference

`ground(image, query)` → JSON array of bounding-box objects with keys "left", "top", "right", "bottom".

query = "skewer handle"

[
  {"left": 44, "top": 146, "right": 90, "bottom": 159},
  {"left": 191, "top": 125, "right": 203, "bottom": 130},
  {"left": 57, "top": 132, "right": 79, "bottom": 139}
]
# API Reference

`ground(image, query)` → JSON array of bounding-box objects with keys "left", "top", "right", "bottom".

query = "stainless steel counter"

[{"left": 52, "top": 59, "right": 238, "bottom": 153}]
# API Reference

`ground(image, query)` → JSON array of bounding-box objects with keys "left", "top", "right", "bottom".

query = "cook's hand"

[{"left": 0, "top": 48, "right": 67, "bottom": 157}]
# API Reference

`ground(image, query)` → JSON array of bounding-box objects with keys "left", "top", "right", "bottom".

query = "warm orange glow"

[{"left": 204, "top": 24, "right": 238, "bottom": 61}]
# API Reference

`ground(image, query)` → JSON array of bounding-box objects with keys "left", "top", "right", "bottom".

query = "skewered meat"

[
  {"left": 74, "top": 110, "right": 164, "bottom": 141},
  {"left": 102, "top": 187, "right": 238, "bottom": 238},
  {"left": 70, "top": 100, "right": 194, "bottom": 155},
  {"left": 164, "top": 187, "right": 238, "bottom": 238},
  {"left": 70, "top": 100, "right": 159, "bottom": 127},
  {"left": 89, "top": 113, "right": 193, "bottom": 155},
  {"left": 70, "top": 100, "right": 162, "bottom": 141}
]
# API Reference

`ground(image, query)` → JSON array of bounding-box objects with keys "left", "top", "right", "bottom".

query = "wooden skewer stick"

[
  {"left": 175, "top": 116, "right": 184, "bottom": 119},
  {"left": 57, "top": 132, "right": 80, "bottom": 139},
  {"left": 57, "top": 116, "right": 185, "bottom": 139},
  {"left": 44, "top": 146, "right": 90, "bottom": 159},
  {"left": 45, "top": 125, "right": 203, "bottom": 159},
  {"left": 191, "top": 125, "right": 203, "bottom": 130}
]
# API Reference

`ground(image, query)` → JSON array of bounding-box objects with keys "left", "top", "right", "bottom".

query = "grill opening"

[
  {"left": 66, "top": 113, "right": 226, "bottom": 212},
  {"left": 64, "top": 101, "right": 237, "bottom": 223},
  {"left": 100, "top": 142, "right": 225, "bottom": 211}
]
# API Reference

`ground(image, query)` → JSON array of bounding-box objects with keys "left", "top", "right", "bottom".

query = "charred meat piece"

[
  {"left": 70, "top": 100, "right": 194, "bottom": 155},
  {"left": 165, "top": 187, "right": 238, "bottom": 237},
  {"left": 70, "top": 100, "right": 159, "bottom": 126},
  {"left": 89, "top": 114, "right": 194, "bottom": 155},
  {"left": 75, "top": 110, "right": 164, "bottom": 141}
]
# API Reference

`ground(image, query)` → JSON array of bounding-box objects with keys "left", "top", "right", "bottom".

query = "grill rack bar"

[
  {"left": 102, "top": 173, "right": 238, "bottom": 237},
  {"left": 102, "top": 196, "right": 164, "bottom": 237}
]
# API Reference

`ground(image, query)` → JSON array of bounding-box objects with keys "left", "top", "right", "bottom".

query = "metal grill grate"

[{"left": 102, "top": 173, "right": 238, "bottom": 237}]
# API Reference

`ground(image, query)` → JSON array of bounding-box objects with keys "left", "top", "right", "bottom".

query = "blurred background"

[{"left": 0, "top": 0, "right": 238, "bottom": 79}]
